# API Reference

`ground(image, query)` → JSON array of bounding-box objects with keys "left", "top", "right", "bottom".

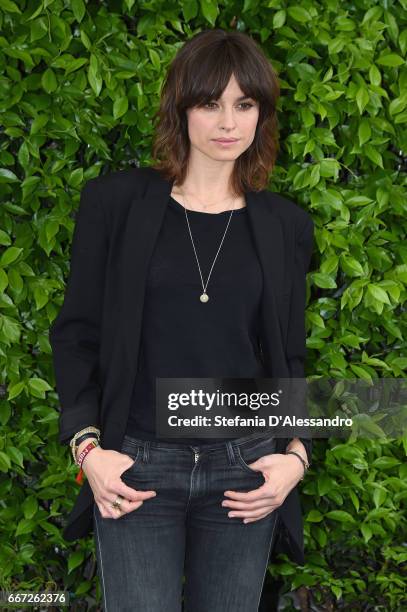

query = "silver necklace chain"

[{"left": 180, "top": 189, "right": 236, "bottom": 303}]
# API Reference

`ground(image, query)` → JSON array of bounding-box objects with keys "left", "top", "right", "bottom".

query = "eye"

[{"left": 202, "top": 101, "right": 255, "bottom": 110}]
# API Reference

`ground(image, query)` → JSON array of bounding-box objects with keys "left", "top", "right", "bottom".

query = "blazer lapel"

[
  {"left": 121, "top": 169, "right": 288, "bottom": 375},
  {"left": 245, "top": 190, "right": 289, "bottom": 372},
  {"left": 121, "top": 171, "right": 174, "bottom": 366}
]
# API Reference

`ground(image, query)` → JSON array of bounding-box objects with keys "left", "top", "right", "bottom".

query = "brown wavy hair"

[{"left": 150, "top": 28, "right": 281, "bottom": 195}]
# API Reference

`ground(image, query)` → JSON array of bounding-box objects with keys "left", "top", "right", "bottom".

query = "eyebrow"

[{"left": 214, "top": 95, "right": 255, "bottom": 102}]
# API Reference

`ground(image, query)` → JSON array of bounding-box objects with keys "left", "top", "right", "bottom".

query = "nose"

[{"left": 218, "top": 106, "right": 238, "bottom": 131}]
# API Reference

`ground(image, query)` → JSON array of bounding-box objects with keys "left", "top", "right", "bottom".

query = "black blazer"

[{"left": 49, "top": 165, "right": 315, "bottom": 565}]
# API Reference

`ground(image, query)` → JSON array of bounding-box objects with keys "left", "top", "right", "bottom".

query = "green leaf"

[
  {"left": 148, "top": 48, "right": 161, "bottom": 70},
  {"left": 306, "top": 509, "right": 324, "bottom": 522},
  {"left": 113, "top": 96, "right": 129, "bottom": 120},
  {"left": 0, "top": 0, "right": 21, "bottom": 13},
  {"left": 349, "top": 490, "right": 360, "bottom": 512},
  {"left": 8, "top": 446, "right": 24, "bottom": 468},
  {"left": 325, "top": 510, "right": 356, "bottom": 523},
  {"left": 341, "top": 256, "right": 365, "bottom": 277},
  {"left": 349, "top": 364, "right": 373, "bottom": 380},
  {"left": 41, "top": 68, "right": 58, "bottom": 93},
  {"left": 28, "top": 377, "right": 52, "bottom": 398},
  {"left": 68, "top": 550, "right": 85, "bottom": 573},
  {"left": 312, "top": 273, "right": 337, "bottom": 289},
  {"left": 0, "top": 247, "right": 22, "bottom": 266},
  {"left": 199, "top": 0, "right": 219, "bottom": 25},
  {"left": 356, "top": 87, "right": 370, "bottom": 114},
  {"left": 389, "top": 95, "right": 407, "bottom": 117},
  {"left": 372, "top": 457, "right": 400, "bottom": 469},
  {"left": 369, "top": 64, "right": 381, "bottom": 86},
  {"left": 361, "top": 523, "right": 372, "bottom": 543},
  {"left": 367, "top": 284, "right": 390, "bottom": 304},
  {"left": 364, "top": 144, "right": 383, "bottom": 168},
  {"left": 358, "top": 119, "right": 371, "bottom": 145},
  {"left": 1, "top": 316, "right": 21, "bottom": 342},
  {"left": 273, "top": 9, "right": 286, "bottom": 28},
  {"left": 331, "top": 585, "right": 342, "bottom": 600},
  {"left": 68, "top": 168, "right": 84, "bottom": 188},
  {"left": 0, "top": 168, "right": 19, "bottom": 183},
  {"left": 182, "top": 0, "right": 198, "bottom": 20},
  {"left": 22, "top": 497, "right": 38, "bottom": 519},
  {"left": 287, "top": 6, "right": 311, "bottom": 22},
  {"left": 373, "top": 487, "right": 387, "bottom": 508},
  {"left": 317, "top": 473, "right": 335, "bottom": 496},
  {"left": 15, "top": 519, "right": 36, "bottom": 537},
  {"left": 71, "top": 0, "right": 86, "bottom": 22},
  {"left": 88, "top": 55, "right": 102, "bottom": 96},
  {"left": 0, "top": 451, "right": 11, "bottom": 472},
  {"left": 376, "top": 54, "right": 404, "bottom": 67}
]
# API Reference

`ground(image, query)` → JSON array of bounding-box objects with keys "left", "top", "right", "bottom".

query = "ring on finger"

[{"left": 111, "top": 494, "right": 124, "bottom": 512}]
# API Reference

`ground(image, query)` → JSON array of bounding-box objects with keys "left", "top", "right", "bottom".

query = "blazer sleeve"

[
  {"left": 285, "top": 214, "right": 315, "bottom": 465},
  {"left": 49, "top": 178, "right": 108, "bottom": 446}
]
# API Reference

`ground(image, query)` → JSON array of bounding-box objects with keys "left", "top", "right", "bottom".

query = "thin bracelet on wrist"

[{"left": 285, "top": 450, "right": 309, "bottom": 480}]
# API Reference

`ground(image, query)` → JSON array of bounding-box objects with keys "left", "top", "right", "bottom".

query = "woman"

[{"left": 50, "top": 29, "right": 314, "bottom": 611}]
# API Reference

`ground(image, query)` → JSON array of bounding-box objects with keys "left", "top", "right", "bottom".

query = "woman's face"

[{"left": 186, "top": 73, "right": 260, "bottom": 164}]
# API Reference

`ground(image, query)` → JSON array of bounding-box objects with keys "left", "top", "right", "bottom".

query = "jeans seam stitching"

[
  {"left": 121, "top": 446, "right": 140, "bottom": 470},
  {"left": 236, "top": 446, "right": 258, "bottom": 474},
  {"left": 256, "top": 514, "right": 279, "bottom": 611},
  {"left": 185, "top": 461, "right": 199, "bottom": 516},
  {"left": 94, "top": 504, "right": 109, "bottom": 612}
]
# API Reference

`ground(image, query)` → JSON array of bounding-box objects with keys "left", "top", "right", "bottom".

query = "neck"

[{"left": 176, "top": 154, "right": 239, "bottom": 202}]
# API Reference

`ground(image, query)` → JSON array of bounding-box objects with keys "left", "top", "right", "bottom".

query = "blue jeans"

[{"left": 93, "top": 432, "right": 280, "bottom": 612}]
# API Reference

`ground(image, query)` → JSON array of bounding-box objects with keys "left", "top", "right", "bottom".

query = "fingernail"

[{"left": 229, "top": 513, "right": 236, "bottom": 517}]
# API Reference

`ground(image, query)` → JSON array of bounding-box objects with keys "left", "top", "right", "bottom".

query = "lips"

[{"left": 213, "top": 139, "right": 239, "bottom": 143}]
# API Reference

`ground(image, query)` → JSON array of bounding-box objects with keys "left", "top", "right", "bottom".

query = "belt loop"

[
  {"left": 226, "top": 441, "right": 237, "bottom": 466},
  {"left": 142, "top": 441, "right": 150, "bottom": 463}
]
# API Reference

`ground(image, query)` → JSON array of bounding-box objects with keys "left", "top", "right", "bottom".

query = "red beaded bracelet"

[{"left": 75, "top": 439, "right": 99, "bottom": 485}]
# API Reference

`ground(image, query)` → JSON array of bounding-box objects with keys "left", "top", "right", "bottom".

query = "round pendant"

[{"left": 200, "top": 293, "right": 209, "bottom": 303}]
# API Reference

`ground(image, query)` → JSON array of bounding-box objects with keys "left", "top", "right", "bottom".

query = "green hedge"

[{"left": 0, "top": 1, "right": 406, "bottom": 610}]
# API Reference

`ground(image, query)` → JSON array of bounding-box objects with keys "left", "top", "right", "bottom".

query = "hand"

[
  {"left": 222, "top": 452, "right": 304, "bottom": 524},
  {"left": 81, "top": 446, "right": 157, "bottom": 519}
]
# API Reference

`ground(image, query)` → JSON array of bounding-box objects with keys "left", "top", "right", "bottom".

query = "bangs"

[{"left": 178, "top": 40, "right": 273, "bottom": 115}]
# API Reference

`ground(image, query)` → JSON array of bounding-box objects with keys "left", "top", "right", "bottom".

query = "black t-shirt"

[{"left": 124, "top": 195, "right": 266, "bottom": 444}]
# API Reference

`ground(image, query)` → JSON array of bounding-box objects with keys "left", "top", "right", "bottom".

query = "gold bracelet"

[{"left": 70, "top": 426, "right": 101, "bottom": 464}]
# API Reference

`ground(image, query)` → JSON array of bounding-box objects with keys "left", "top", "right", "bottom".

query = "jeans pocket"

[
  {"left": 120, "top": 444, "right": 140, "bottom": 476},
  {"left": 235, "top": 437, "right": 276, "bottom": 474}
]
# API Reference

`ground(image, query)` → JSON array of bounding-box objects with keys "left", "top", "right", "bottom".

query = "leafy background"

[{"left": 0, "top": 0, "right": 406, "bottom": 610}]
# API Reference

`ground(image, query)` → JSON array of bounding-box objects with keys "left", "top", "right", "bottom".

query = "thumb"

[{"left": 246, "top": 458, "right": 262, "bottom": 471}]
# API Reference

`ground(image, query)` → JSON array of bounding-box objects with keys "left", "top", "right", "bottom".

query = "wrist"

[
  {"left": 285, "top": 452, "right": 306, "bottom": 476},
  {"left": 285, "top": 438, "right": 308, "bottom": 464},
  {"left": 285, "top": 450, "right": 309, "bottom": 480},
  {"left": 76, "top": 436, "right": 98, "bottom": 459}
]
